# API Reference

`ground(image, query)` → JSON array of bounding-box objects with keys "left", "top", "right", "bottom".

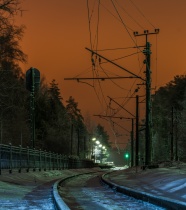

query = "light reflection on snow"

[
  {"left": 0, "top": 199, "right": 55, "bottom": 210},
  {"left": 69, "top": 185, "right": 166, "bottom": 210},
  {"left": 160, "top": 178, "right": 186, "bottom": 191},
  {"left": 168, "top": 182, "right": 186, "bottom": 192},
  {"left": 112, "top": 166, "right": 128, "bottom": 170}
]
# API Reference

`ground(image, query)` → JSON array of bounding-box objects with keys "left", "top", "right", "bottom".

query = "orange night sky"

[{"left": 16, "top": 0, "right": 186, "bottom": 148}]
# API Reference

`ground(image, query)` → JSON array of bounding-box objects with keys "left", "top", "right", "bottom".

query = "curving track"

[
  {"left": 57, "top": 171, "right": 165, "bottom": 210},
  {"left": 1, "top": 168, "right": 181, "bottom": 209},
  {"left": 0, "top": 169, "right": 97, "bottom": 209}
]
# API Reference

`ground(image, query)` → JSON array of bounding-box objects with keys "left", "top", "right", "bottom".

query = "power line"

[
  {"left": 99, "top": 64, "right": 129, "bottom": 91},
  {"left": 96, "top": 45, "right": 145, "bottom": 52},
  {"left": 108, "top": 96, "right": 135, "bottom": 118},
  {"left": 100, "top": 51, "right": 141, "bottom": 64},
  {"left": 128, "top": 0, "right": 156, "bottom": 29},
  {"left": 95, "top": 0, "right": 100, "bottom": 51},
  {"left": 114, "top": 0, "right": 145, "bottom": 30},
  {"left": 99, "top": 0, "right": 134, "bottom": 32},
  {"left": 110, "top": 0, "right": 140, "bottom": 50},
  {"left": 86, "top": 47, "right": 145, "bottom": 81},
  {"left": 64, "top": 76, "right": 138, "bottom": 81},
  {"left": 86, "top": 0, "right": 93, "bottom": 50}
]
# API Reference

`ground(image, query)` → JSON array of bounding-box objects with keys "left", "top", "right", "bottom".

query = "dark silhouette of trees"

[
  {"left": 152, "top": 75, "right": 186, "bottom": 162},
  {"left": 66, "top": 96, "right": 87, "bottom": 157},
  {"left": 0, "top": 0, "right": 28, "bottom": 146},
  {"left": 0, "top": 0, "right": 111, "bottom": 158}
]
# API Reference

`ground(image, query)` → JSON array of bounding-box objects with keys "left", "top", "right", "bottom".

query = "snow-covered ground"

[
  {"left": 0, "top": 163, "right": 185, "bottom": 209},
  {"left": 59, "top": 172, "right": 165, "bottom": 209},
  {"left": 112, "top": 165, "right": 129, "bottom": 170},
  {"left": 0, "top": 168, "right": 98, "bottom": 209},
  {"left": 107, "top": 162, "right": 186, "bottom": 204}
]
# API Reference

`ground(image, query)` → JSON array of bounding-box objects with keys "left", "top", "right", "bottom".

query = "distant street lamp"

[
  {"left": 91, "top": 139, "right": 107, "bottom": 163},
  {"left": 96, "top": 140, "right": 100, "bottom": 145}
]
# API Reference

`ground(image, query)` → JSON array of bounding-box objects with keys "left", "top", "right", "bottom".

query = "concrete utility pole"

[
  {"left": 135, "top": 95, "right": 139, "bottom": 166},
  {"left": 134, "top": 29, "right": 159, "bottom": 165},
  {"left": 131, "top": 118, "right": 134, "bottom": 167}
]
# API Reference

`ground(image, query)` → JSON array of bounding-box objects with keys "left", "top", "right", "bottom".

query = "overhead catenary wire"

[
  {"left": 112, "top": 62, "right": 145, "bottom": 115},
  {"left": 87, "top": 0, "right": 146, "bottom": 108},
  {"left": 121, "top": 63, "right": 145, "bottom": 105},
  {"left": 85, "top": 0, "right": 157, "bottom": 149},
  {"left": 114, "top": 0, "right": 145, "bottom": 30},
  {"left": 108, "top": 0, "right": 147, "bottom": 112},
  {"left": 96, "top": 45, "right": 145, "bottom": 52},
  {"left": 86, "top": 47, "right": 145, "bottom": 81},
  {"left": 99, "top": 0, "right": 134, "bottom": 32},
  {"left": 86, "top": 0, "right": 94, "bottom": 50},
  {"left": 94, "top": 69, "right": 108, "bottom": 110},
  {"left": 100, "top": 51, "right": 141, "bottom": 64},
  {"left": 110, "top": 0, "right": 141, "bottom": 51},
  {"left": 87, "top": 0, "right": 109, "bottom": 111},
  {"left": 134, "top": 36, "right": 144, "bottom": 78},
  {"left": 98, "top": 114, "right": 129, "bottom": 153},
  {"left": 72, "top": 66, "right": 94, "bottom": 78},
  {"left": 126, "top": 0, "right": 159, "bottom": 92},
  {"left": 94, "top": 0, "right": 109, "bottom": 110},
  {"left": 94, "top": 0, "right": 155, "bottom": 113},
  {"left": 99, "top": 64, "right": 130, "bottom": 91},
  {"left": 87, "top": 0, "right": 98, "bottom": 91},
  {"left": 95, "top": 0, "right": 100, "bottom": 51},
  {"left": 128, "top": 0, "right": 156, "bottom": 29}
]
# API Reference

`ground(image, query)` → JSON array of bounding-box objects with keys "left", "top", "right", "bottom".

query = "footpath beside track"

[
  {"left": 0, "top": 168, "right": 98, "bottom": 209},
  {"left": 101, "top": 166, "right": 186, "bottom": 210}
]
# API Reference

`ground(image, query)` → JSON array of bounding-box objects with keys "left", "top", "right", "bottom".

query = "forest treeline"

[
  {"left": 0, "top": 1, "right": 185, "bottom": 162},
  {"left": 138, "top": 75, "right": 186, "bottom": 162},
  {"left": 0, "top": 0, "right": 110, "bottom": 158}
]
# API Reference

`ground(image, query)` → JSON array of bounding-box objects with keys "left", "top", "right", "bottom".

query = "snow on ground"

[
  {"left": 112, "top": 165, "right": 129, "bottom": 170},
  {"left": 80, "top": 185, "right": 165, "bottom": 210},
  {"left": 108, "top": 162, "right": 186, "bottom": 203},
  {"left": 59, "top": 170, "right": 165, "bottom": 209},
  {"left": 0, "top": 163, "right": 185, "bottom": 209},
  {"left": 0, "top": 168, "right": 97, "bottom": 199}
]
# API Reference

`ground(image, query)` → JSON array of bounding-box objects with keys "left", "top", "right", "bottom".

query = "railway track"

[
  {"left": 1, "top": 168, "right": 183, "bottom": 209},
  {"left": 0, "top": 169, "right": 97, "bottom": 209},
  {"left": 55, "top": 171, "right": 165, "bottom": 210}
]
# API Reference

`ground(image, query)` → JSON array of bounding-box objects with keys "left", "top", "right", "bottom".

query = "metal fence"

[{"left": 0, "top": 143, "right": 94, "bottom": 174}]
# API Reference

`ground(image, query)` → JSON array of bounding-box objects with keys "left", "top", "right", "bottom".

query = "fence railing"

[{"left": 0, "top": 143, "right": 94, "bottom": 174}]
